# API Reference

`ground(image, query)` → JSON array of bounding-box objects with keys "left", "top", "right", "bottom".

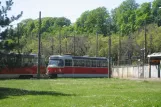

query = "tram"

[
  {"left": 46, "top": 55, "right": 108, "bottom": 78},
  {"left": 0, "top": 53, "right": 46, "bottom": 79}
]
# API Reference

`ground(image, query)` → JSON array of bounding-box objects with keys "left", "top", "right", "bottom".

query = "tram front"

[{"left": 46, "top": 55, "right": 64, "bottom": 78}]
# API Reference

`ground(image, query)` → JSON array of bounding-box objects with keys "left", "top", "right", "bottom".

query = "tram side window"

[
  {"left": 92, "top": 60, "right": 96, "bottom": 67},
  {"left": 22, "top": 57, "right": 34, "bottom": 67},
  {"left": 99, "top": 61, "right": 103, "bottom": 67},
  {"left": 100, "top": 61, "right": 108, "bottom": 67},
  {"left": 73, "top": 60, "right": 78, "bottom": 66},
  {"left": 7, "top": 56, "right": 15, "bottom": 67},
  {"left": 79, "top": 60, "right": 85, "bottom": 67},
  {"left": 0, "top": 57, "right": 7, "bottom": 68},
  {"left": 15, "top": 55, "right": 22, "bottom": 67},
  {"left": 32, "top": 57, "right": 45, "bottom": 66},
  {"left": 97, "top": 60, "right": 100, "bottom": 67},
  {"left": 65, "top": 59, "right": 72, "bottom": 66},
  {"left": 105, "top": 61, "right": 108, "bottom": 67},
  {"left": 23, "top": 57, "right": 29, "bottom": 67},
  {"left": 74, "top": 60, "right": 82, "bottom": 67},
  {"left": 28, "top": 58, "right": 34, "bottom": 66},
  {"left": 40, "top": 58, "right": 46, "bottom": 66},
  {"left": 82, "top": 60, "right": 86, "bottom": 67},
  {"left": 85, "top": 60, "right": 91, "bottom": 67}
]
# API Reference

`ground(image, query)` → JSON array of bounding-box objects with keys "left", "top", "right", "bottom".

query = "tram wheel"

[
  {"left": 50, "top": 74, "right": 57, "bottom": 79},
  {"left": 19, "top": 75, "right": 33, "bottom": 79}
]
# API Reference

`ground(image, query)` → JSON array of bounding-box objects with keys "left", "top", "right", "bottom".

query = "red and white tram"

[
  {"left": 46, "top": 55, "right": 108, "bottom": 78},
  {"left": 0, "top": 53, "right": 46, "bottom": 79}
]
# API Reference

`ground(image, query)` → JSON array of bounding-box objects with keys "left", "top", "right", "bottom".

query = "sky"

[{"left": 5, "top": 0, "right": 154, "bottom": 24}]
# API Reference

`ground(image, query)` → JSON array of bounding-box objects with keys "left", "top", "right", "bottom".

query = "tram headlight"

[{"left": 59, "top": 69, "right": 61, "bottom": 72}]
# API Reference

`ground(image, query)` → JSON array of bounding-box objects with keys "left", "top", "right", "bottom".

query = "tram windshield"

[{"left": 48, "top": 59, "right": 64, "bottom": 67}]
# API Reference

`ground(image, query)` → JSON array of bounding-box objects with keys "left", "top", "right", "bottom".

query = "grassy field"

[{"left": 0, "top": 78, "right": 161, "bottom": 107}]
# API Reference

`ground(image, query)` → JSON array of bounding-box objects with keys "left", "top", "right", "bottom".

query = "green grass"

[{"left": 0, "top": 78, "right": 161, "bottom": 107}]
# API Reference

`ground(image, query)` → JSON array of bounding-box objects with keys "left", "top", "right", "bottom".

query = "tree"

[
  {"left": 0, "top": 0, "right": 23, "bottom": 52},
  {"left": 75, "top": 7, "right": 110, "bottom": 35},
  {"left": 135, "top": 2, "right": 152, "bottom": 28},
  {"left": 115, "top": 0, "right": 138, "bottom": 35},
  {"left": 152, "top": 0, "right": 161, "bottom": 26},
  {"left": 75, "top": 11, "right": 89, "bottom": 33},
  {"left": 111, "top": 8, "right": 119, "bottom": 33}
]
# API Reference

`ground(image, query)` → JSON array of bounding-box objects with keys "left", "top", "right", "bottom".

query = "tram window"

[
  {"left": 85, "top": 60, "right": 91, "bottom": 67},
  {"left": 97, "top": 60, "right": 100, "bottom": 67},
  {"left": 22, "top": 57, "right": 28, "bottom": 66},
  {"left": 73, "top": 60, "right": 85, "bottom": 67},
  {"left": 92, "top": 60, "right": 96, "bottom": 67},
  {"left": 78, "top": 60, "right": 81, "bottom": 66},
  {"left": 40, "top": 58, "right": 46, "bottom": 66},
  {"left": 99, "top": 61, "right": 103, "bottom": 67},
  {"left": 28, "top": 58, "right": 33, "bottom": 66},
  {"left": 105, "top": 61, "right": 108, "bottom": 67},
  {"left": 77, "top": 60, "right": 82, "bottom": 67},
  {"left": 65, "top": 59, "right": 72, "bottom": 66},
  {"left": 22, "top": 57, "right": 34, "bottom": 67},
  {"left": 79, "top": 60, "right": 85, "bottom": 67},
  {"left": 74, "top": 60, "right": 79, "bottom": 66},
  {"left": 15, "top": 55, "right": 22, "bottom": 67},
  {"left": 101, "top": 61, "right": 108, "bottom": 67},
  {"left": 81, "top": 60, "right": 85, "bottom": 67},
  {"left": 58, "top": 60, "right": 64, "bottom": 67}
]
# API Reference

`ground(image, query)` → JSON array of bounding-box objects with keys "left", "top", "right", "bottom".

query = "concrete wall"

[{"left": 112, "top": 65, "right": 160, "bottom": 78}]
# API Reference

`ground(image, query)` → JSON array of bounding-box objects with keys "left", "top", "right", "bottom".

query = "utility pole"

[
  {"left": 17, "top": 24, "right": 20, "bottom": 54},
  {"left": 144, "top": 20, "right": 147, "bottom": 63},
  {"left": 118, "top": 31, "right": 121, "bottom": 66},
  {"left": 108, "top": 34, "right": 111, "bottom": 78},
  {"left": 37, "top": 11, "right": 41, "bottom": 79},
  {"left": 73, "top": 32, "right": 76, "bottom": 56},
  {"left": 96, "top": 32, "right": 98, "bottom": 57},
  {"left": 41, "top": 41, "right": 43, "bottom": 55},
  {"left": 59, "top": 29, "right": 61, "bottom": 55},
  {"left": 150, "top": 34, "right": 152, "bottom": 54},
  {"left": 107, "top": 18, "right": 111, "bottom": 78},
  {"left": 65, "top": 33, "right": 68, "bottom": 53},
  {"left": 51, "top": 37, "right": 54, "bottom": 55},
  {"left": 128, "top": 34, "right": 131, "bottom": 65},
  {"left": 141, "top": 20, "right": 147, "bottom": 79},
  {"left": 141, "top": 48, "right": 145, "bottom": 78}
]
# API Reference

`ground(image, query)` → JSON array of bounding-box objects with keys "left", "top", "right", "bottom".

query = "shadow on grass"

[{"left": 0, "top": 87, "right": 75, "bottom": 99}]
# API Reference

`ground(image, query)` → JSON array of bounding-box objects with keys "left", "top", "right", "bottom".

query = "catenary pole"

[
  {"left": 107, "top": 18, "right": 111, "bottom": 78},
  {"left": 96, "top": 32, "right": 98, "bottom": 57},
  {"left": 37, "top": 11, "right": 41, "bottom": 79}
]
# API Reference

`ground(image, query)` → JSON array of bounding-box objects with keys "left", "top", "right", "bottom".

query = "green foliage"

[
  {"left": 19, "top": 17, "right": 71, "bottom": 37},
  {"left": 136, "top": 2, "right": 152, "bottom": 28},
  {"left": 152, "top": 0, "right": 161, "bottom": 22},
  {"left": 0, "top": 0, "right": 22, "bottom": 52},
  {"left": 115, "top": 0, "right": 138, "bottom": 35},
  {"left": 75, "top": 7, "right": 110, "bottom": 35}
]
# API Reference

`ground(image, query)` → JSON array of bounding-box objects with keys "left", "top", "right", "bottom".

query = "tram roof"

[
  {"left": 49, "top": 55, "right": 73, "bottom": 59},
  {"left": 49, "top": 55, "right": 107, "bottom": 60},
  {"left": 72, "top": 56, "right": 107, "bottom": 60},
  {"left": 0, "top": 52, "right": 34, "bottom": 55},
  {"left": 0, "top": 53, "right": 40, "bottom": 58}
]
